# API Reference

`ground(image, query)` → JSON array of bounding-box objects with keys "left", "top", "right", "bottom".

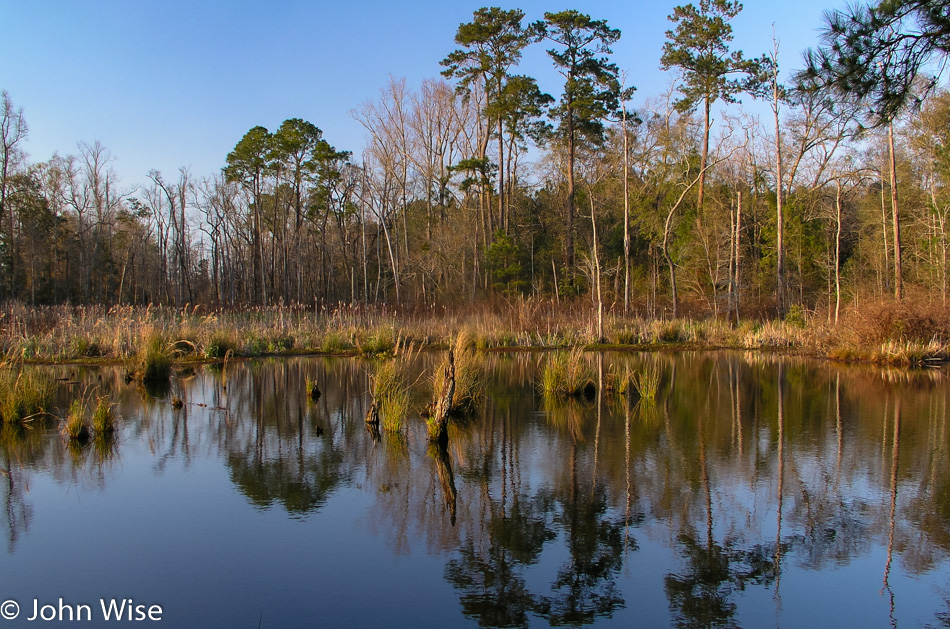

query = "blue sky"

[{"left": 1, "top": 0, "right": 840, "bottom": 186}]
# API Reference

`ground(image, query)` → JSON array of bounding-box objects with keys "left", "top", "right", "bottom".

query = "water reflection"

[{"left": 4, "top": 352, "right": 950, "bottom": 627}]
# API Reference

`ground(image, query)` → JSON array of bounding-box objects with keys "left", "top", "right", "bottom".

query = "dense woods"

[{"left": 3, "top": 1, "right": 950, "bottom": 321}]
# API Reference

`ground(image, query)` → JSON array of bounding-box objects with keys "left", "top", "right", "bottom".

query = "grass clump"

[
  {"left": 137, "top": 333, "right": 172, "bottom": 384},
  {"left": 0, "top": 370, "right": 56, "bottom": 423},
  {"left": 433, "top": 333, "right": 484, "bottom": 416},
  {"left": 204, "top": 332, "right": 237, "bottom": 359},
  {"left": 540, "top": 349, "right": 593, "bottom": 398},
  {"left": 357, "top": 329, "right": 397, "bottom": 356},
  {"left": 631, "top": 364, "right": 661, "bottom": 400},
  {"left": 63, "top": 390, "right": 117, "bottom": 441},
  {"left": 63, "top": 398, "right": 91, "bottom": 441},
  {"left": 91, "top": 396, "right": 117, "bottom": 434},
  {"left": 321, "top": 330, "right": 354, "bottom": 353},
  {"left": 370, "top": 359, "right": 411, "bottom": 433},
  {"left": 873, "top": 339, "right": 949, "bottom": 366}
]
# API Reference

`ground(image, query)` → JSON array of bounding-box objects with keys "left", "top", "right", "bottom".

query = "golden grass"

[
  {"left": 540, "top": 349, "right": 593, "bottom": 397},
  {"left": 370, "top": 358, "right": 412, "bottom": 433},
  {"left": 0, "top": 298, "right": 945, "bottom": 369},
  {"left": 0, "top": 369, "right": 56, "bottom": 423}
]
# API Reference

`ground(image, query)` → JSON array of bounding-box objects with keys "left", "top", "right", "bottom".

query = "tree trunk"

[
  {"left": 698, "top": 97, "right": 710, "bottom": 213},
  {"left": 888, "top": 122, "right": 902, "bottom": 300},
  {"left": 774, "top": 85, "right": 785, "bottom": 317},
  {"left": 622, "top": 105, "right": 631, "bottom": 315}
]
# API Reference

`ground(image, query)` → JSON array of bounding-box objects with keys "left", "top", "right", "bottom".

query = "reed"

[
  {"left": 873, "top": 339, "right": 950, "bottom": 366},
  {"left": 1, "top": 299, "right": 948, "bottom": 369}
]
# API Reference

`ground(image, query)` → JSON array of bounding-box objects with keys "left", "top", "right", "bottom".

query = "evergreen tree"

[
  {"left": 660, "top": 0, "right": 764, "bottom": 213},
  {"left": 534, "top": 10, "right": 623, "bottom": 279}
]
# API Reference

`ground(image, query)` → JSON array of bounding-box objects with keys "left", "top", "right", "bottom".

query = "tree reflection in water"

[
  {"left": 445, "top": 492, "right": 554, "bottom": 627},
  {"left": 4, "top": 354, "right": 950, "bottom": 627}
]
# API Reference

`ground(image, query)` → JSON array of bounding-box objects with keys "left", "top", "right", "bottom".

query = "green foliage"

[
  {"left": 441, "top": 7, "right": 530, "bottom": 99},
  {"left": 785, "top": 304, "right": 807, "bottom": 328},
  {"left": 661, "top": 0, "right": 765, "bottom": 113},
  {"left": 485, "top": 230, "right": 525, "bottom": 295},
  {"left": 802, "top": 0, "right": 950, "bottom": 122},
  {"left": 534, "top": 10, "right": 625, "bottom": 147},
  {"left": 205, "top": 332, "right": 236, "bottom": 359}
]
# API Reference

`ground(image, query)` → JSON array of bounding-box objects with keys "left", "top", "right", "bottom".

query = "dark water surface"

[{"left": 2, "top": 352, "right": 949, "bottom": 628}]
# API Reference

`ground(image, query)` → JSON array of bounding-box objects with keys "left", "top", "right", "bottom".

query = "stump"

[
  {"left": 428, "top": 349, "right": 455, "bottom": 443},
  {"left": 365, "top": 400, "right": 380, "bottom": 424}
]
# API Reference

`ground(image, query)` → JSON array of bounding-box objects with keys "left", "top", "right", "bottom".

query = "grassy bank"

[{"left": 0, "top": 298, "right": 948, "bottom": 368}]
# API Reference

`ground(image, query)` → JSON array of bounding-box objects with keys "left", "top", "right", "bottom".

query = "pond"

[{"left": 0, "top": 352, "right": 948, "bottom": 628}]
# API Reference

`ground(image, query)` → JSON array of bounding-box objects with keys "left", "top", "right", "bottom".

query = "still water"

[{"left": 1, "top": 352, "right": 949, "bottom": 628}]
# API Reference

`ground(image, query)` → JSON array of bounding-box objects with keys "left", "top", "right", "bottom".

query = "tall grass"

[
  {"left": 0, "top": 370, "right": 56, "bottom": 423},
  {"left": 1, "top": 298, "right": 948, "bottom": 368},
  {"left": 63, "top": 398, "right": 91, "bottom": 441},
  {"left": 540, "top": 349, "right": 593, "bottom": 397},
  {"left": 370, "top": 359, "right": 411, "bottom": 433},
  {"left": 62, "top": 389, "right": 117, "bottom": 440},
  {"left": 631, "top": 365, "right": 661, "bottom": 399},
  {"left": 91, "top": 396, "right": 118, "bottom": 434},
  {"left": 136, "top": 332, "right": 172, "bottom": 384},
  {"left": 432, "top": 332, "right": 484, "bottom": 416}
]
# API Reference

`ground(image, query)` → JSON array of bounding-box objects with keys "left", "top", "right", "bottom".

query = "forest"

[{"left": 1, "top": 1, "right": 948, "bottom": 328}]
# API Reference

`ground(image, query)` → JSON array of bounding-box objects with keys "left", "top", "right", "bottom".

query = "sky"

[{"left": 1, "top": 0, "right": 843, "bottom": 187}]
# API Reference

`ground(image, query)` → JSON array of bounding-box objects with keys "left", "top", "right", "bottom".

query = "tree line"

[{"left": 1, "top": 0, "right": 947, "bottom": 320}]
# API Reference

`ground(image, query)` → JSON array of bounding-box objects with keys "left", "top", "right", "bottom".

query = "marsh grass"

[
  {"left": 0, "top": 369, "right": 56, "bottom": 423},
  {"left": 873, "top": 339, "right": 949, "bottom": 366},
  {"left": 2, "top": 299, "right": 949, "bottom": 370},
  {"left": 63, "top": 398, "right": 91, "bottom": 441},
  {"left": 370, "top": 358, "right": 412, "bottom": 433},
  {"left": 90, "top": 396, "right": 117, "bottom": 434},
  {"left": 540, "top": 349, "right": 593, "bottom": 398},
  {"left": 63, "top": 388, "right": 116, "bottom": 440},
  {"left": 631, "top": 364, "right": 662, "bottom": 399},
  {"left": 432, "top": 332, "right": 484, "bottom": 416},
  {"left": 204, "top": 331, "right": 237, "bottom": 359},
  {"left": 135, "top": 332, "right": 173, "bottom": 384}
]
